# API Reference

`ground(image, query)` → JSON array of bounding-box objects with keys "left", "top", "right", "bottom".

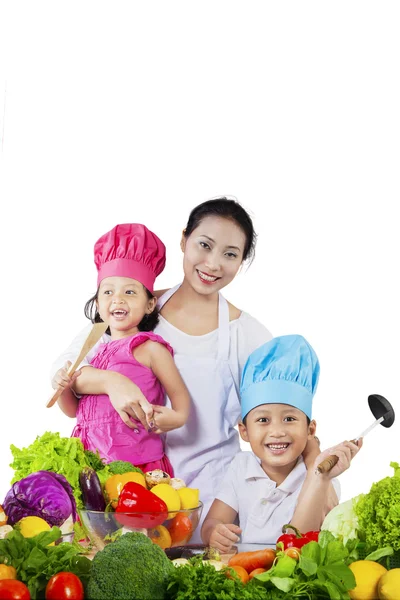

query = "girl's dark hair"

[
  {"left": 84, "top": 286, "right": 159, "bottom": 334},
  {"left": 183, "top": 197, "right": 257, "bottom": 263}
]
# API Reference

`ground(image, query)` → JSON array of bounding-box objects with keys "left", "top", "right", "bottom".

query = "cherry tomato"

[
  {"left": 0, "top": 580, "right": 30, "bottom": 600},
  {"left": 226, "top": 565, "right": 249, "bottom": 584},
  {"left": 167, "top": 513, "right": 193, "bottom": 545},
  {"left": 284, "top": 547, "right": 301, "bottom": 561},
  {"left": 45, "top": 572, "right": 84, "bottom": 600}
]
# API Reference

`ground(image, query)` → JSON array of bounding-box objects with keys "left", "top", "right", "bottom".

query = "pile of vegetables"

[
  {"left": 0, "top": 526, "right": 90, "bottom": 599},
  {"left": 166, "top": 532, "right": 359, "bottom": 599},
  {"left": 9, "top": 432, "right": 113, "bottom": 509},
  {"left": 321, "top": 461, "right": 400, "bottom": 554}
]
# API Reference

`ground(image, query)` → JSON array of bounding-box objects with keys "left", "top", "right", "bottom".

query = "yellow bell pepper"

[
  {"left": 105, "top": 472, "right": 147, "bottom": 508},
  {"left": 0, "top": 564, "right": 17, "bottom": 580}
]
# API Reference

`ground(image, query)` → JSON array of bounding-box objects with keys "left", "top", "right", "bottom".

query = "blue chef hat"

[{"left": 240, "top": 335, "right": 320, "bottom": 421}]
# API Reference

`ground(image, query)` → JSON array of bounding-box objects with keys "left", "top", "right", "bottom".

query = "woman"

[{"left": 51, "top": 197, "right": 273, "bottom": 539}]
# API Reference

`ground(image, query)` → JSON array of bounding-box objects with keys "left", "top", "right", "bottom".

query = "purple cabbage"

[{"left": 2, "top": 470, "right": 77, "bottom": 526}]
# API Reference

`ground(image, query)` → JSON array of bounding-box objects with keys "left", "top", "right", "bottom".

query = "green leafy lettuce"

[
  {"left": 354, "top": 461, "right": 400, "bottom": 551},
  {"left": 9, "top": 432, "right": 111, "bottom": 508}
]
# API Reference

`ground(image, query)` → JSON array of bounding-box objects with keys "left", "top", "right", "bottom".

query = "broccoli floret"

[
  {"left": 86, "top": 532, "right": 174, "bottom": 600},
  {"left": 107, "top": 460, "right": 145, "bottom": 475}
]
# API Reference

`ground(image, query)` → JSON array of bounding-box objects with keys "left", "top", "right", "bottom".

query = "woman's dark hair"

[
  {"left": 84, "top": 286, "right": 159, "bottom": 334},
  {"left": 183, "top": 197, "right": 257, "bottom": 263}
]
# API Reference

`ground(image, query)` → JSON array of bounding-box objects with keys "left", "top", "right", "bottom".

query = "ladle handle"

[{"left": 316, "top": 439, "right": 357, "bottom": 474}]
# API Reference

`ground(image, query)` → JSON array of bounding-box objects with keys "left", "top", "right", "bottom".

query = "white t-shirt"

[
  {"left": 50, "top": 310, "right": 273, "bottom": 386},
  {"left": 216, "top": 451, "right": 341, "bottom": 544}
]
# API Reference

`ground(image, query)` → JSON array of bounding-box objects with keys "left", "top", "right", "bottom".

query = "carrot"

[
  {"left": 248, "top": 568, "right": 267, "bottom": 579},
  {"left": 228, "top": 548, "right": 276, "bottom": 574},
  {"left": 226, "top": 565, "right": 249, "bottom": 584}
]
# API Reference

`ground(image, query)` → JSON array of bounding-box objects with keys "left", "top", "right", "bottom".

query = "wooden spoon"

[{"left": 46, "top": 322, "right": 108, "bottom": 408}]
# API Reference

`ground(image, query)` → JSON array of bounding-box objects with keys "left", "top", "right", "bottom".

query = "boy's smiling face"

[{"left": 239, "top": 403, "right": 316, "bottom": 480}]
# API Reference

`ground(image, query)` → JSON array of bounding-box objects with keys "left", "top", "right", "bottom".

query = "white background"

[{"left": 0, "top": 2, "right": 399, "bottom": 506}]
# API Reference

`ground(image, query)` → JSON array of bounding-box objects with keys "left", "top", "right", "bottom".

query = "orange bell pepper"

[{"left": 105, "top": 472, "right": 147, "bottom": 508}]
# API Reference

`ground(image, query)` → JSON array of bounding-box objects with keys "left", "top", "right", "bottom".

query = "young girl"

[{"left": 53, "top": 223, "right": 190, "bottom": 474}]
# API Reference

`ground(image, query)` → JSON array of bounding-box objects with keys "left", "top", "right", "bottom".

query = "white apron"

[{"left": 158, "top": 284, "right": 241, "bottom": 542}]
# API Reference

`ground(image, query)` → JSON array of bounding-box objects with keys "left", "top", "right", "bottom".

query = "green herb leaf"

[
  {"left": 269, "top": 576, "right": 294, "bottom": 592},
  {"left": 318, "top": 562, "right": 356, "bottom": 592},
  {"left": 365, "top": 546, "right": 394, "bottom": 561},
  {"left": 270, "top": 554, "right": 297, "bottom": 578},
  {"left": 318, "top": 530, "right": 336, "bottom": 548},
  {"left": 298, "top": 554, "right": 318, "bottom": 576},
  {"left": 324, "top": 540, "right": 347, "bottom": 564},
  {"left": 301, "top": 540, "right": 321, "bottom": 565}
]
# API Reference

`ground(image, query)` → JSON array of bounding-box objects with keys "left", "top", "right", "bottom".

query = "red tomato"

[
  {"left": 167, "top": 513, "right": 193, "bottom": 545},
  {"left": 45, "top": 572, "right": 84, "bottom": 600},
  {"left": 0, "top": 580, "right": 30, "bottom": 600}
]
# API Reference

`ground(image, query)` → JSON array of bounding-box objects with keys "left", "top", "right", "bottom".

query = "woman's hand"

[
  {"left": 314, "top": 439, "right": 363, "bottom": 479},
  {"left": 209, "top": 523, "right": 242, "bottom": 553},
  {"left": 150, "top": 405, "right": 187, "bottom": 434},
  {"left": 104, "top": 372, "right": 155, "bottom": 432},
  {"left": 51, "top": 361, "right": 81, "bottom": 392}
]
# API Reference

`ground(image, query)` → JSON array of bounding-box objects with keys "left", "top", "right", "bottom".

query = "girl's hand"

[
  {"left": 302, "top": 435, "right": 321, "bottom": 470},
  {"left": 209, "top": 523, "right": 242, "bottom": 553},
  {"left": 314, "top": 439, "right": 362, "bottom": 479},
  {"left": 105, "top": 372, "right": 155, "bottom": 432},
  {"left": 51, "top": 361, "right": 81, "bottom": 391},
  {"left": 150, "top": 405, "right": 187, "bottom": 433}
]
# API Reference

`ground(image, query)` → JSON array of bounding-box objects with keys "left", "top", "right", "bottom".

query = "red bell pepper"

[
  {"left": 115, "top": 481, "right": 168, "bottom": 529},
  {"left": 276, "top": 524, "right": 319, "bottom": 550},
  {"left": 303, "top": 530, "right": 320, "bottom": 543}
]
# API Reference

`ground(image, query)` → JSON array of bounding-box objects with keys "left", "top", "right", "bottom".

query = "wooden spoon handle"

[
  {"left": 46, "top": 322, "right": 108, "bottom": 408},
  {"left": 316, "top": 439, "right": 357, "bottom": 474}
]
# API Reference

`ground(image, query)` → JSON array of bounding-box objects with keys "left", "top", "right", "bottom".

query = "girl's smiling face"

[
  {"left": 239, "top": 404, "right": 316, "bottom": 478},
  {"left": 181, "top": 216, "right": 246, "bottom": 295},
  {"left": 97, "top": 276, "right": 156, "bottom": 339}
]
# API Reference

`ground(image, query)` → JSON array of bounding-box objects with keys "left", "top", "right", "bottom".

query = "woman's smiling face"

[{"left": 181, "top": 215, "right": 246, "bottom": 295}]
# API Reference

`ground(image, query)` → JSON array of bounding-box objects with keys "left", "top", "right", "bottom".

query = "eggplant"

[
  {"left": 165, "top": 544, "right": 210, "bottom": 560},
  {"left": 79, "top": 467, "right": 106, "bottom": 511}
]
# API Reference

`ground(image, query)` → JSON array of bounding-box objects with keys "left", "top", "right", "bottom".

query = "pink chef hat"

[{"left": 94, "top": 224, "right": 166, "bottom": 293}]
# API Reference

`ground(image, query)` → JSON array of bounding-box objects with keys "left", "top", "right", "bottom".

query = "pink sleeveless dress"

[{"left": 71, "top": 331, "right": 174, "bottom": 475}]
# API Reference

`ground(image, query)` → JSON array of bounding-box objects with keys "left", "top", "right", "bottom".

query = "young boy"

[{"left": 201, "top": 335, "right": 361, "bottom": 552}]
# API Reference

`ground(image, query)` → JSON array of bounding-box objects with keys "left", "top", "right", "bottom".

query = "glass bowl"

[
  {"left": 55, "top": 531, "right": 75, "bottom": 545},
  {"left": 79, "top": 502, "right": 203, "bottom": 552}
]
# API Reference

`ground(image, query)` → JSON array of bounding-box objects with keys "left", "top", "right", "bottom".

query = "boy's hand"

[
  {"left": 314, "top": 439, "right": 362, "bottom": 479},
  {"left": 302, "top": 435, "right": 321, "bottom": 470},
  {"left": 209, "top": 523, "right": 241, "bottom": 553},
  {"left": 51, "top": 361, "right": 81, "bottom": 391}
]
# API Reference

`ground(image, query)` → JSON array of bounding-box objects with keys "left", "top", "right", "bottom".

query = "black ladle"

[{"left": 316, "top": 394, "right": 395, "bottom": 474}]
